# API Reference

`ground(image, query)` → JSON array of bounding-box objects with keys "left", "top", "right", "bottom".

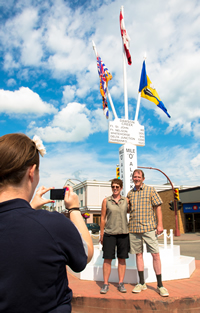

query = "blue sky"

[{"left": 0, "top": 0, "right": 200, "bottom": 188}]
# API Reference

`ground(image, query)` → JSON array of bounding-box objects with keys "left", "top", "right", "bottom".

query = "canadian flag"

[{"left": 119, "top": 9, "right": 132, "bottom": 65}]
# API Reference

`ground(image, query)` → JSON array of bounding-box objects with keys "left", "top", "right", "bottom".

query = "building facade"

[
  {"left": 54, "top": 180, "right": 112, "bottom": 224},
  {"left": 158, "top": 186, "right": 200, "bottom": 234}
]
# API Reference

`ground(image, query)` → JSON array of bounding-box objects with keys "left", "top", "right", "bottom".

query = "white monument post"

[{"left": 108, "top": 119, "right": 145, "bottom": 195}]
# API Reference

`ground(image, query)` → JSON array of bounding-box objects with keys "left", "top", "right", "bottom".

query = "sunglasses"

[{"left": 112, "top": 185, "right": 120, "bottom": 189}]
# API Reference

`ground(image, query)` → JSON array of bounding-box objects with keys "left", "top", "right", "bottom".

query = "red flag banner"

[{"left": 119, "top": 9, "right": 132, "bottom": 65}]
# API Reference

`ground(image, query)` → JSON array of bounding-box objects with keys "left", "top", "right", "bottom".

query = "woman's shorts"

[
  {"left": 102, "top": 233, "right": 130, "bottom": 259},
  {"left": 129, "top": 230, "right": 159, "bottom": 254}
]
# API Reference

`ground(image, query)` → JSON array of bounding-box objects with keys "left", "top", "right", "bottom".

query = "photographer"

[{"left": 0, "top": 133, "right": 93, "bottom": 313}]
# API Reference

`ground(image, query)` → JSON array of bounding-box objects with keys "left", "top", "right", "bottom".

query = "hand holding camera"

[{"left": 50, "top": 187, "right": 79, "bottom": 210}]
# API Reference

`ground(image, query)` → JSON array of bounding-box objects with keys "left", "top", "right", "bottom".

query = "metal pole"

[
  {"left": 135, "top": 54, "right": 146, "bottom": 122},
  {"left": 138, "top": 166, "right": 180, "bottom": 236},
  {"left": 121, "top": 6, "right": 128, "bottom": 120},
  {"left": 107, "top": 87, "right": 118, "bottom": 120},
  {"left": 134, "top": 92, "right": 141, "bottom": 122}
]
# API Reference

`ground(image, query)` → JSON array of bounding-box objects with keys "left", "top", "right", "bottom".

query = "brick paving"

[
  {"left": 69, "top": 260, "right": 200, "bottom": 312},
  {"left": 69, "top": 233, "right": 200, "bottom": 312}
]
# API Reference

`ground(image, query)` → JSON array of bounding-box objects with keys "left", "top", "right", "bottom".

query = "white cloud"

[
  {"left": 90, "top": 108, "right": 109, "bottom": 133},
  {"left": 7, "top": 78, "right": 16, "bottom": 87},
  {"left": 0, "top": 87, "right": 57, "bottom": 115},
  {"left": 1, "top": 0, "right": 199, "bottom": 138},
  {"left": 27, "top": 102, "right": 108, "bottom": 142},
  {"left": 191, "top": 153, "right": 200, "bottom": 168},
  {"left": 38, "top": 143, "right": 117, "bottom": 188},
  {"left": 0, "top": 7, "right": 44, "bottom": 67},
  {"left": 62, "top": 85, "right": 76, "bottom": 103},
  {"left": 3, "top": 53, "right": 20, "bottom": 70},
  {"left": 139, "top": 143, "right": 200, "bottom": 186}
]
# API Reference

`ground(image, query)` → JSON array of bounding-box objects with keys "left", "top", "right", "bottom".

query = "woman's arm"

[
  {"left": 64, "top": 186, "right": 94, "bottom": 263},
  {"left": 100, "top": 198, "right": 107, "bottom": 244}
]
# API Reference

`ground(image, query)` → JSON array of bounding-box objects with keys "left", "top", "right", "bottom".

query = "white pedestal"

[{"left": 68, "top": 243, "right": 196, "bottom": 283}]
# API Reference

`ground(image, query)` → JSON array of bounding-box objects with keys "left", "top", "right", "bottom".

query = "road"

[
  {"left": 91, "top": 234, "right": 200, "bottom": 260},
  {"left": 173, "top": 241, "right": 200, "bottom": 260}
]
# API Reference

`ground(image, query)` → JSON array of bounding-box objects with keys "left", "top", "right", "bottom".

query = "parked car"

[{"left": 86, "top": 223, "right": 100, "bottom": 234}]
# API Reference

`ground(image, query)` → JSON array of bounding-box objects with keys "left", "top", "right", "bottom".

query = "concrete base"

[{"left": 68, "top": 243, "right": 196, "bottom": 283}]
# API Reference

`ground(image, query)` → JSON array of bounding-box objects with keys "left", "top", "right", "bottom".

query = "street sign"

[
  {"left": 109, "top": 119, "right": 145, "bottom": 146},
  {"left": 183, "top": 203, "right": 200, "bottom": 213}
]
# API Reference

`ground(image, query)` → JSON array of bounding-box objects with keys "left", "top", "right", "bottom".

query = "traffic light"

[
  {"left": 116, "top": 167, "right": 120, "bottom": 179},
  {"left": 177, "top": 201, "right": 182, "bottom": 211},
  {"left": 169, "top": 201, "right": 174, "bottom": 211},
  {"left": 174, "top": 188, "right": 180, "bottom": 201}
]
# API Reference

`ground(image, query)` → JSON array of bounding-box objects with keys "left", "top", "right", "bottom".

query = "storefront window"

[
  {"left": 185, "top": 213, "right": 200, "bottom": 232},
  {"left": 195, "top": 213, "right": 200, "bottom": 232}
]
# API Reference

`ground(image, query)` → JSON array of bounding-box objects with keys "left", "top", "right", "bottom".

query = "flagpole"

[
  {"left": 107, "top": 87, "right": 118, "bottom": 119},
  {"left": 121, "top": 6, "right": 128, "bottom": 120},
  {"left": 92, "top": 40, "right": 118, "bottom": 120},
  {"left": 134, "top": 92, "right": 141, "bottom": 122},
  {"left": 134, "top": 53, "right": 146, "bottom": 122}
]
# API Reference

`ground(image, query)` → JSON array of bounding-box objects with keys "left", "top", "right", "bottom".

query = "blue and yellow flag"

[{"left": 139, "top": 60, "right": 171, "bottom": 118}]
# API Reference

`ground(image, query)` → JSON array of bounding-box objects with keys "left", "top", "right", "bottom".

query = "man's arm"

[
  {"left": 100, "top": 198, "right": 107, "bottom": 244},
  {"left": 154, "top": 205, "right": 163, "bottom": 235}
]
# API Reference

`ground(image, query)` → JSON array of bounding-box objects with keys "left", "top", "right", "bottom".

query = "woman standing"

[
  {"left": 0, "top": 133, "right": 93, "bottom": 313},
  {"left": 100, "top": 178, "right": 129, "bottom": 294}
]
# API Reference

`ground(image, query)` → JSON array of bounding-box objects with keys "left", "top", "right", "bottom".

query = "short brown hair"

[
  {"left": 0, "top": 133, "right": 39, "bottom": 188},
  {"left": 132, "top": 169, "right": 145, "bottom": 179},
  {"left": 111, "top": 178, "right": 123, "bottom": 188}
]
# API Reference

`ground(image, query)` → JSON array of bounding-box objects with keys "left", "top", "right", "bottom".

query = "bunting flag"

[
  {"left": 139, "top": 60, "right": 171, "bottom": 118},
  {"left": 119, "top": 9, "right": 132, "bottom": 65},
  {"left": 97, "top": 55, "right": 112, "bottom": 118}
]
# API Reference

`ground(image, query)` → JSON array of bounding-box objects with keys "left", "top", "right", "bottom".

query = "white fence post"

[
  {"left": 170, "top": 229, "right": 173, "bottom": 248},
  {"left": 163, "top": 229, "right": 167, "bottom": 249}
]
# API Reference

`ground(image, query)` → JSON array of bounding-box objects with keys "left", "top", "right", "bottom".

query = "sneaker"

[
  {"left": 118, "top": 282, "right": 127, "bottom": 293},
  {"left": 157, "top": 286, "right": 169, "bottom": 297},
  {"left": 100, "top": 284, "right": 109, "bottom": 294},
  {"left": 132, "top": 283, "right": 147, "bottom": 293}
]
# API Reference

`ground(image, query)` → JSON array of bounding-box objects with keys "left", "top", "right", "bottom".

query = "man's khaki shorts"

[{"left": 129, "top": 230, "right": 159, "bottom": 254}]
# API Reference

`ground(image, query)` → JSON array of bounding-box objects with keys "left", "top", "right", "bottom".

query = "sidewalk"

[
  {"left": 157, "top": 232, "right": 200, "bottom": 242},
  {"left": 172, "top": 232, "right": 200, "bottom": 241},
  {"left": 69, "top": 233, "right": 200, "bottom": 313}
]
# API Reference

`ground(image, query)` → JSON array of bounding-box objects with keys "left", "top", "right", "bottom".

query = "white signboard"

[
  {"left": 109, "top": 119, "right": 145, "bottom": 146},
  {"left": 119, "top": 143, "right": 137, "bottom": 196}
]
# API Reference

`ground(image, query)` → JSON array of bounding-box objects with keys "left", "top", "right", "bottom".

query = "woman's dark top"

[{"left": 0, "top": 199, "right": 87, "bottom": 313}]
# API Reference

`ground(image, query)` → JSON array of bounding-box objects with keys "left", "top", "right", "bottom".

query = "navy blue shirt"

[{"left": 0, "top": 199, "right": 87, "bottom": 313}]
